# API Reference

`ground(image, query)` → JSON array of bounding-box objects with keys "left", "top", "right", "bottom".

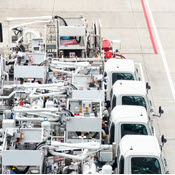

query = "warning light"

[
  {"left": 79, "top": 106, "right": 82, "bottom": 113},
  {"left": 103, "top": 134, "right": 106, "bottom": 139},
  {"left": 85, "top": 107, "right": 88, "bottom": 113},
  {"left": 19, "top": 99, "right": 24, "bottom": 106}
]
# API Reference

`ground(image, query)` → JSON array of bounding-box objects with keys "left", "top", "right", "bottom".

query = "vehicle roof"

[
  {"left": 110, "top": 105, "right": 148, "bottom": 123},
  {"left": 119, "top": 135, "right": 161, "bottom": 157},
  {"left": 112, "top": 80, "right": 147, "bottom": 96},
  {"left": 104, "top": 59, "right": 135, "bottom": 74}
]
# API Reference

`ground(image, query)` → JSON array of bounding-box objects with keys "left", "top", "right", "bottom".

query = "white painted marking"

[{"left": 145, "top": 0, "right": 175, "bottom": 101}]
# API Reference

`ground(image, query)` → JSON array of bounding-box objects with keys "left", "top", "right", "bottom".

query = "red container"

[
  {"left": 103, "top": 40, "right": 110, "bottom": 52},
  {"left": 105, "top": 51, "right": 112, "bottom": 59}
]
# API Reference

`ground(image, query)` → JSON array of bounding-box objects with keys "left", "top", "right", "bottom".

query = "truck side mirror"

[
  {"left": 159, "top": 106, "right": 164, "bottom": 117},
  {"left": 0, "top": 23, "right": 3, "bottom": 43},
  {"left": 153, "top": 106, "right": 164, "bottom": 118},
  {"left": 161, "top": 135, "right": 167, "bottom": 147},
  {"left": 146, "top": 82, "right": 151, "bottom": 92}
]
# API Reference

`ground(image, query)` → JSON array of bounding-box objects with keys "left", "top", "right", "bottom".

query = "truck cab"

[
  {"left": 109, "top": 106, "right": 155, "bottom": 155},
  {"left": 117, "top": 135, "right": 167, "bottom": 174},
  {"left": 104, "top": 59, "right": 139, "bottom": 107},
  {"left": 111, "top": 80, "right": 153, "bottom": 119}
]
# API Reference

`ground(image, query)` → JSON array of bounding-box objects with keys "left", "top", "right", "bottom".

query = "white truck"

[
  {"left": 103, "top": 59, "right": 142, "bottom": 107},
  {"left": 117, "top": 135, "right": 168, "bottom": 174},
  {"left": 111, "top": 80, "right": 163, "bottom": 118},
  {"left": 109, "top": 105, "right": 155, "bottom": 151}
]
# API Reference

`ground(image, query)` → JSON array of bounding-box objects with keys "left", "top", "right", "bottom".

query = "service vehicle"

[
  {"left": 104, "top": 59, "right": 141, "bottom": 107},
  {"left": 117, "top": 135, "right": 168, "bottom": 174},
  {"left": 0, "top": 17, "right": 168, "bottom": 174},
  {"left": 109, "top": 105, "right": 155, "bottom": 153},
  {"left": 111, "top": 80, "right": 163, "bottom": 118}
]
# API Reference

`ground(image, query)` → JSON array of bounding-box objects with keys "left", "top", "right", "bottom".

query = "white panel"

[
  {"left": 66, "top": 117, "right": 102, "bottom": 132},
  {"left": 59, "top": 45, "right": 85, "bottom": 50},
  {"left": 14, "top": 66, "right": 46, "bottom": 79},
  {"left": 59, "top": 26, "right": 85, "bottom": 36},
  {"left": 64, "top": 17, "right": 84, "bottom": 26},
  {"left": 3, "top": 120, "right": 15, "bottom": 131},
  {"left": 72, "top": 90, "right": 104, "bottom": 102},
  {"left": 26, "top": 53, "right": 46, "bottom": 64},
  {"left": 2, "top": 150, "right": 42, "bottom": 166},
  {"left": 72, "top": 76, "right": 90, "bottom": 89},
  {"left": 19, "top": 128, "right": 43, "bottom": 143}
]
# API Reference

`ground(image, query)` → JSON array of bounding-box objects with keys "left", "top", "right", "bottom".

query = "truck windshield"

[
  {"left": 121, "top": 124, "right": 148, "bottom": 138},
  {"left": 112, "top": 73, "right": 134, "bottom": 85},
  {"left": 122, "top": 96, "right": 147, "bottom": 109},
  {"left": 131, "top": 157, "right": 161, "bottom": 174}
]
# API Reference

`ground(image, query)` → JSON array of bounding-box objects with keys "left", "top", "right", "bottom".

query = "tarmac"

[{"left": 0, "top": 0, "right": 175, "bottom": 173}]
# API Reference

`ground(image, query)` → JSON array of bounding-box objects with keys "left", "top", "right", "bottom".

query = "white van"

[
  {"left": 117, "top": 135, "right": 168, "bottom": 174},
  {"left": 104, "top": 59, "right": 140, "bottom": 107},
  {"left": 111, "top": 80, "right": 154, "bottom": 119},
  {"left": 109, "top": 105, "right": 155, "bottom": 155}
]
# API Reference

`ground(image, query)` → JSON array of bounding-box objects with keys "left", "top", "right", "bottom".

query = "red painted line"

[
  {"left": 119, "top": 0, "right": 158, "bottom": 55},
  {"left": 141, "top": 0, "right": 158, "bottom": 54},
  {"left": 119, "top": 52, "right": 156, "bottom": 55}
]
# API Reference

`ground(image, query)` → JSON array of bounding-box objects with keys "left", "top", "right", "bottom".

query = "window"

[
  {"left": 112, "top": 73, "right": 134, "bottom": 85},
  {"left": 131, "top": 157, "right": 161, "bottom": 174},
  {"left": 122, "top": 96, "right": 147, "bottom": 109},
  {"left": 104, "top": 71, "right": 107, "bottom": 77},
  {"left": 121, "top": 124, "right": 148, "bottom": 138},
  {"left": 110, "top": 122, "right": 115, "bottom": 144},
  {"left": 112, "top": 95, "right": 116, "bottom": 110},
  {"left": 104, "top": 72, "right": 107, "bottom": 90},
  {"left": 110, "top": 89, "right": 113, "bottom": 99},
  {"left": 117, "top": 147, "right": 121, "bottom": 162},
  {"left": 119, "top": 156, "right": 124, "bottom": 174}
]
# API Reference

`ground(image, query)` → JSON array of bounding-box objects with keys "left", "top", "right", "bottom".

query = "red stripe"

[
  {"left": 140, "top": 0, "right": 157, "bottom": 54},
  {"left": 118, "top": 0, "right": 158, "bottom": 55},
  {"left": 120, "top": 53, "right": 156, "bottom": 55}
]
